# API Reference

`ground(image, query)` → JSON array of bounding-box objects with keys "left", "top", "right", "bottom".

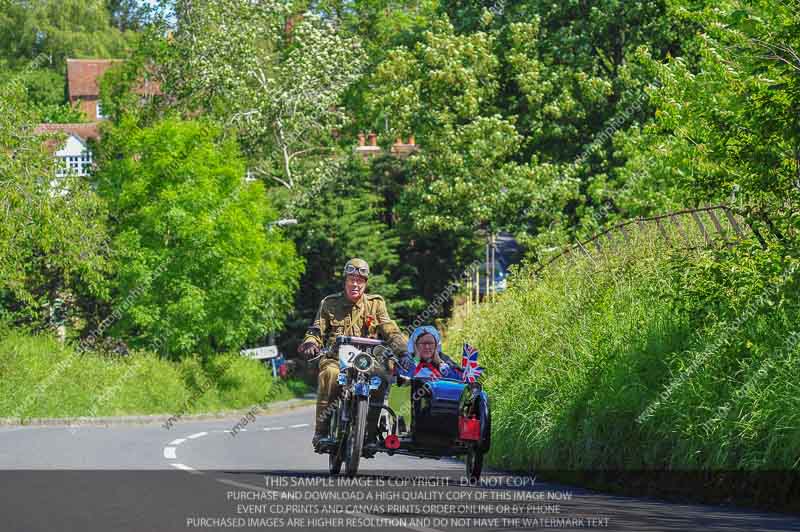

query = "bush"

[
  {"left": 0, "top": 328, "right": 304, "bottom": 419},
  {"left": 446, "top": 227, "right": 800, "bottom": 473}
]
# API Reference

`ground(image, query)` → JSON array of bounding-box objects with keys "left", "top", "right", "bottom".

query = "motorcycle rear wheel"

[{"left": 344, "top": 398, "right": 368, "bottom": 477}]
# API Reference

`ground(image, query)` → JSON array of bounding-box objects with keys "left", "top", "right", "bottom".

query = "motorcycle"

[
  {"left": 315, "top": 335, "right": 491, "bottom": 481},
  {"left": 316, "top": 335, "right": 395, "bottom": 477}
]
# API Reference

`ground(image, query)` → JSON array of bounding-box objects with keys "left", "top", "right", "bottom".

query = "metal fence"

[{"left": 534, "top": 204, "right": 783, "bottom": 276}]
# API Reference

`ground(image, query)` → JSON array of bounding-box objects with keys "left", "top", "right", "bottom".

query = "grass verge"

[
  {"left": 0, "top": 329, "right": 309, "bottom": 420},
  {"left": 446, "top": 226, "right": 800, "bottom": 511}
]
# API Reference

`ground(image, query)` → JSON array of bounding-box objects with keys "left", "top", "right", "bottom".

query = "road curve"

[{"left": 0, "top": 405, "right": 797, "bottom": 532}]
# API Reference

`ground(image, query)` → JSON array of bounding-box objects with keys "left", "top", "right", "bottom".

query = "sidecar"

[{"left": 376, "top": 372, "right": 491, "bottom": 481}]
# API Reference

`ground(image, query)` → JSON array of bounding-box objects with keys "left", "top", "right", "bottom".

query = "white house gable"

[{"left": 54, "top": 133, "right": 93, "bottom": 177}]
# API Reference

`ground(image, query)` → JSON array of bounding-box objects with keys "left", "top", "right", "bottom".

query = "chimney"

[
  {"left": 355, "top": 131, "right": 382, "bottom": 161},
  {"left": 389, "top": 133, "right": 419, "bottom": 158}
]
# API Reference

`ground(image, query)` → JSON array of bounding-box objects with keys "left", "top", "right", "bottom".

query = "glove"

[
  {"left": 397, "top": 354, "right": 413, "bottom": 372},
  {"left": 298, "top": 341, "right": 320, "bottom": 359}
]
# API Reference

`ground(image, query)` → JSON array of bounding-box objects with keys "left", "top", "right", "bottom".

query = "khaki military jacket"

[{"left": 303, "top": 292, "right": 406, "bottom": 354}]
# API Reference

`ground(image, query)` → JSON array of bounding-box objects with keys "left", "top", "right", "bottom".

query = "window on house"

[
  {"left": 96, "top": 101, "right": 105, "bottom": 119},
  {"left": 55, "top": 152, "right": 93, "bottom": 177}
]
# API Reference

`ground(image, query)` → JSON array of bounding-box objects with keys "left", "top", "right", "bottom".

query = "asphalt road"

[{"left": 0, "top": 405, "right": 797, "bottom": 532}]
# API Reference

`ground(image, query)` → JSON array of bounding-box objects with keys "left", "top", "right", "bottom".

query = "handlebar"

[{"left": 306, "top": 347, "right": 329, "bottom": 363}]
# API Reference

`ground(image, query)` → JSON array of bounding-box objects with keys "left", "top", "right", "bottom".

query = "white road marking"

[
  {"left": 0, "top": 426, "right": 38, "bottom": 432},
  {"left": 171, "top": 463, "right": 202, "bottom": 475},
  {"left": 187, "top": 431, "right": 208, "bottom": 439},
  {"left": 163, "top": 447, "right": 177, "bottom": 459},
  {"left": 289, "top": 423, "right": 309, "bottom": 428},
  {"left": 169, "top": 438, "right": 187, "bottom": 446},
  {"left": 263, "top": 426, "right": 285, "bottom": 431}
]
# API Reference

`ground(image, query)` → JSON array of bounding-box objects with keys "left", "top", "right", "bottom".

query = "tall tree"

[
  {"left": 0, "top": 0, "right": 135, "bottom": 68},
  {"left": 0, "top": 80, "right": 108, "bottom": 329},
  {"left": 156, "top": 0, "right": 365, "bottom": 191},
  {"left": 614, "top": 0, "right": 800, "bottom": 231},
  {"left": 94, "top": 118, "right": 304, "bottom": 358}
]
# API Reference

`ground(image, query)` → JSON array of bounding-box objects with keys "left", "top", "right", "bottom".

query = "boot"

[
  {"left": 312, "top": 418, "right": 330, "bottom": 451},
  {"left": 365, "top": 405, "right": 382, "bottom": 446}
]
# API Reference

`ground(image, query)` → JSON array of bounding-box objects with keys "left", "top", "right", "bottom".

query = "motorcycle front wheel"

[{"left": 344, "top": 397, "right": 368, "bottom": 477}]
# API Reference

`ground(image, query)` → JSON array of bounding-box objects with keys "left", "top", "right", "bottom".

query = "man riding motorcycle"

[{"left": 298, "top": 258, "right": 407, "bottom": 449}]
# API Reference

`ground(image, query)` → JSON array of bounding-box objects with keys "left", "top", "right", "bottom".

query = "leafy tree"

[
  {"left": 155, "top": 0, "right": 365, "bottom": 190},
  {"left": 93, "top": 118, "right": 304, "bottom": 358},
  {"left": 615, "top": 0, "right": 800, "bottom": 233},
  {"left": 363, "top": 19, "right": 526, "bottom": 268},
  {"left": 0, "top": 80, "right": 109, "bottom": 329},
  {"left": 310, "top": 0, "right": 439, "bottom": 58},
  {"left": 0, "top": 0, "right": 135, "bottom": 68},
  {"left": 105, "top": 0, "right": 150, "bottom": 31},
  {"left": 0, "top": 0, "right": 137, "bottom": 123}
]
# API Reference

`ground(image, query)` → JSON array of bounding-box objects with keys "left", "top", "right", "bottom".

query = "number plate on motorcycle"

[{"left": 338, "top": 345, "right": 360, "bottom": 370}]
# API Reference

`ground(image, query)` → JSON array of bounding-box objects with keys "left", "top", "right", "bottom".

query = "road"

[{"left": 0, "top": 405, "right": 797, "bottom": 532}]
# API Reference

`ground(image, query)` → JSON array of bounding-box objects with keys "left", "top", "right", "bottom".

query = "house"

[
  {"left": 36, "top": 59, "right": 160, "bottom": 176},
  {"left": 66, "top": 59, "right": 160, "bottom": 120},
  {"left": 34, "top": 122, "right": 100, "bottom": 177},
  {"left": 66, "top": 59, "right": 121, "bottom": 121}
]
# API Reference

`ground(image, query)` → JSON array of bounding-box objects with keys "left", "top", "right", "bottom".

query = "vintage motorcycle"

[
  {"left": 316, "top": 335, "right": 491, "bottom": 481},
  {"left": 315, "top": 335, "right": 394, "bottom": 477}
]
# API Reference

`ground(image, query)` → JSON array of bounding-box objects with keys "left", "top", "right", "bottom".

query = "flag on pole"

[{"left": 461, "top": 343, "right": 483, "bottom": 383}]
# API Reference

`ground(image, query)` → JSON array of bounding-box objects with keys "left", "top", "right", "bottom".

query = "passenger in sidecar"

[
  {"left": 397, "top": 325, "right": 462, "bottom": 381},
  {"left": 389, "top": 326, "right": 490, "bottom": 470}
]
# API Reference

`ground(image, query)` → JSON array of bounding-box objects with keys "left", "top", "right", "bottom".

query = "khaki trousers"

[{"left": 315, "top": 358, "right": 340, "bottom": 435}]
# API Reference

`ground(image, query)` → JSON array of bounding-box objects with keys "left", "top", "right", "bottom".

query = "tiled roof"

[
  {"left": 66, "top": 59, "right": 122, "bottom": 98},
  {"left": 35, "top": 123, "right": 101, "bottom": 150}
]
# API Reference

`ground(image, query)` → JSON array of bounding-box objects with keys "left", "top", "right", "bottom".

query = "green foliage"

[
  {"left": 363, "top": 19, "right": 521, "bottom": 278},
  {"left": 280, "top": 156, "right": 424, "bottom": 349},
  {"left": 447, "top": 233, "right": 800, "bottom": 472},
  {"left": 0, "top": 79, "right": 109, "bottom": 329},
  {"left": 0, "top": 327, "right": 306, "bottom": 418},
  {"left": 155, "top": 0, "right": 365, "bottom": 190},
  {"left": 93, "top": 118, "right": 303, "bottom": 358},
  {"left": 0, "top": 0, "right": 137, "bottom": 128},
  {"left": 356, "top": 2, "right": 689, "bottom": 263},
  {"left": 0, "top": 0, "right": 135, "bottom": 69},
  {"left": 616, "top": 1, "right": 800, "bottom": 228}
]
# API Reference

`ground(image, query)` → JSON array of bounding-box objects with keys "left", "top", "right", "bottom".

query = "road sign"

[{"left": 240, "top": 345, "right": 279, "bottom": 360}]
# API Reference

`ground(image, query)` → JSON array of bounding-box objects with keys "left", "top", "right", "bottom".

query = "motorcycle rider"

[{"left": 298, "top": 258, "right": 407, "bottom": 449}]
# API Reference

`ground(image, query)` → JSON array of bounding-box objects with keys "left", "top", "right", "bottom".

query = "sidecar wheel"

[{"left": 465, "top": 448, "right": 483, "bottom": 483}]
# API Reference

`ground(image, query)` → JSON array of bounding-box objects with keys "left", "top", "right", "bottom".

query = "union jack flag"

[{"left": 461, "top": 343, "right": 483, "bottom": 383}]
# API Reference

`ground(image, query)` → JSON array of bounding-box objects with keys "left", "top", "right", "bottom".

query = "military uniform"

[{"left": 303, "top": 291, "right": 406, "bottom": 438}]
